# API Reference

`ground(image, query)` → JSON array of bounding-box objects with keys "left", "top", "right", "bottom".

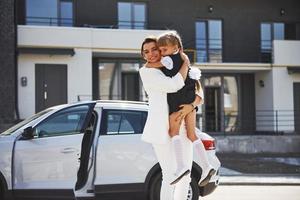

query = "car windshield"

[{"left": 0, "top": 109, "right": 53, "bottom": 136}]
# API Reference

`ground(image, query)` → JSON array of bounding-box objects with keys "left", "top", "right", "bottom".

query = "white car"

[{"left": 0, "top": 100, "right": 220, "bottom": 200}]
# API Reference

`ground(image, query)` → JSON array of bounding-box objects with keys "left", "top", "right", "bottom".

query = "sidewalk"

[
  {"left": 219, "top": 173, "right": 300, "bottom": 185},
  {"left": 216, "top": 153, "right": 300, "bottom": 185}
]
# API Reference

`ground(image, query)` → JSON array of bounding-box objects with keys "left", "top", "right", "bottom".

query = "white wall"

[
  {"left": 272, "top": 67, "right": 295, "bottom": 132},
  {"left": 273, "top": 40, "right": 300, "bottom": 66},
  {"left": 18, "top": 48, "right": 92, "bottom": 119},
  {"left": 18, "top": 25, "right": 165, "bottom": 52},
  {"left": 255, "top": 67, "right": 300, "bottom": 132},
  {"left": 255, "top": 71, "right": 274, "bottom": 131},
  {"left": 17, "top": 26, "right": 167, "bottom": 118}
]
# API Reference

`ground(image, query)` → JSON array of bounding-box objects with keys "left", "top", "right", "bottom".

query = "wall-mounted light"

[
  {"left": 259, "top": 80, "right": 265, "bottom": 88},
  {"left": 21, "top": 77, "right": 27, "bottom": 87},
  {"left": 21, "top": 76, "right": 27, "bottom": 87},
  {"left": 208, "top": 5, "right": 213, "bottom": 13},
  {"left": 280, "top": 8, "right": 285, "bottom": 16}
]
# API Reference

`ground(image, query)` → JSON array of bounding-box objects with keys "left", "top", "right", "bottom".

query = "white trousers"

[{"left": 152, "top": 132, "right": 193, "bottom": 200}]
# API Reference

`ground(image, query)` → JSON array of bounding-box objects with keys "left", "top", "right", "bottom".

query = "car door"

[
  {"left": 93, "top": 108, "right": 156, "bottom": 197},
  {"left": 13, "top": 103, "right": 95, "bottom": 200}
]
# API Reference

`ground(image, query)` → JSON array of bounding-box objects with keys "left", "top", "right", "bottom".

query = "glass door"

[{"left": 97, "top": 60, "right": 141, "bottom": 101}]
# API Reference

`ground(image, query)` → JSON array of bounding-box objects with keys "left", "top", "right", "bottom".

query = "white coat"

[{"left": 139, "top": 66, "right": 185, "bottom": 145}]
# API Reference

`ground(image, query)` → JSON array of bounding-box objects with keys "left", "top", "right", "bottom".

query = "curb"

[{"left": 219, "top": 175, "right": 300, "bottom": 186}]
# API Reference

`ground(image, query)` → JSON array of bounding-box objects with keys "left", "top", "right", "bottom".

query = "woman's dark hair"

[{"left": 140, "top": 36, "right": 157, "bottom": 56}]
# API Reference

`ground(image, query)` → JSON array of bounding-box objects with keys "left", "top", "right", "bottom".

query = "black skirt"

[{"left": 167, "top": 76, "right": 197, "bottom": 114}]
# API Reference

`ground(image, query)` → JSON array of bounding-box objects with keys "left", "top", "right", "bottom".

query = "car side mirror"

[{"left": 22, "top": 126, "right": 34, "bottom": 140}]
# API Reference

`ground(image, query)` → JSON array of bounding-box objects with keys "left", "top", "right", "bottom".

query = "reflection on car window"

[
  {"left": 101, "top": 110, "right": 147, "bottom": 135},
  {"left": 34, "top": 105, "right": 90, "bottom": 138},
  {"left": 0, "top": 109, "right": 53, "bottom": 136}
]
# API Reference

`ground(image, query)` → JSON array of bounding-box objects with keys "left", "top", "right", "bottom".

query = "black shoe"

[
  {"left": 170, "top": 169, "right": 190, "bottom": 185},
  {"left": 199, "top": 169, "right": 216, "bottom": 186}
]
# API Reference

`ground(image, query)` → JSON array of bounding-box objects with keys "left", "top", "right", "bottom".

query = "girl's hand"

[{"left": 177, "top": 104, "right": 194, "bottom": 119}]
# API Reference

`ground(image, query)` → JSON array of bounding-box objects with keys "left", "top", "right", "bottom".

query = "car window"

[
  {"left": 34, "top": 105, "right": 90, "bottom": 138},
  {"left": 101, "top": 109, "right": 147, "bottom": 135}
]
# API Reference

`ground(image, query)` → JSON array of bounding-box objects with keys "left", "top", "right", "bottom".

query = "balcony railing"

[
  {"left": 78, "top": 95, "right": 299, "bottom": 135},
  {"left": 26, "top": 16, "right": 73, "bottom": 26},
  {"left": 197, "top": 110, "right": 299, "bottom": 134}
]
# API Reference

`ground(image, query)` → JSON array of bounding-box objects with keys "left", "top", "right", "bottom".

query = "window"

[
  {"left": 223, "top": 76, "right": 239, "bottom": 132},
  {"left": 26, "top": 0, "right": 73, "bottom": 26},
  {"left": 195, "top": 20, "right": 223, "bottom": 63},
  {"left": 260, "top": 22, "right": 285, "bottom": 62},
  {"left": 100, "top": 110, "right": 147, "bottom": 135},
  {"left": 60, "top": 0, "right": 73, "bottom": 26},
  {"left": 118, "top": 2, "right": 146, "bottom": 29},
  {"left": 97, "top": 60, "right": 141, "bottom": 101},
  {"left": 34, "top": 105, "right": 89, "bottom": 138}
]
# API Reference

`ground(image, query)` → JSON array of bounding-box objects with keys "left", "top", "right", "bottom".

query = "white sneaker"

[
  {"left": 170, "top": 168, "right": 190, "bottom": 185},
  {"left": 199, "top": 168, "right": 216, "bottom": 186}
]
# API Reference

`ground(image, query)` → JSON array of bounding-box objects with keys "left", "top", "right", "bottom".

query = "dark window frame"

[
  {"left": 117, "top": 1, "right": 147, "bottom": 29},
  {"left": 260, "top": 22, "right": 285, "bottom": 63},
  {"left": 195, "top": 19, "right": 223, "bottom": 63},
  {"left": 93, "top": 58, "right": 144, "bottom": 101},
  {"left": 25, "top": 0, "right": 74, "bottom": 26}
]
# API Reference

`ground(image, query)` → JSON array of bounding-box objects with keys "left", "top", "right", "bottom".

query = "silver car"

[{"left": 0, "top": 100, "right": 220, "bottom": 200}]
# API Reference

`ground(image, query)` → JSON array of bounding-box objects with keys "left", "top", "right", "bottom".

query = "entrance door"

[
  {"left": 294, "top": 83, "right": 300, "bottom": 133},
  {"left": 205, "top": 87, "right": 221, "bottom": 132},
  {"left": 36, "top": 64, "right": 67, "bottom": 112},
  {"left": 122, "top": 72, "right": 139, "bottom": 101}
]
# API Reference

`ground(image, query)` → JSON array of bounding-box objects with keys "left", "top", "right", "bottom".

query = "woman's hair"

[
  {"left": 140, "top": 36, "right": 157, "bottom": 56},
  {"left": 157, "top": 31, "right": 183, "bottom": 49}
]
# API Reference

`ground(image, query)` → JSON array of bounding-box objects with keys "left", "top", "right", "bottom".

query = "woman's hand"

[{"left": 177, "top": 104, "right": 194, "bottom": 120}]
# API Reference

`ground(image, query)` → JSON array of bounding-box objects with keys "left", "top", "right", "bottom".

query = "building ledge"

[
  {"left": 192, "top": 62, "right": 272, "bottom": 72},
  {"left": 18, "top": 47, "right": 75, "bottom": 56}
]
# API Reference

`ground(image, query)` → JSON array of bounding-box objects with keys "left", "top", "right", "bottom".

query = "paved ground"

[
  {"left": 217, "top": 153, "right": 300, "bottom": 175},
  {"left": 201, "top": 185, "right": 300, "bottom": 200}
]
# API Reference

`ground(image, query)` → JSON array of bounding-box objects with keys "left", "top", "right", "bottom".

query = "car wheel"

[{"left": 148, "top": 173, "right": 199, "bottom": 200}]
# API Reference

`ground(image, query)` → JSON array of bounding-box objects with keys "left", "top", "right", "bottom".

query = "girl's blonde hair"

[
  {"left": 158, "top": 31, "right": 202, "bottom": 92},
  {"left": 157, "top": 31, "right": 183, "bottom": 49}
]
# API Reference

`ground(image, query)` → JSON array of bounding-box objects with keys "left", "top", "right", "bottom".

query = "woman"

[{"left": 139, "top": 36, "right": 202, "bottom": 200}]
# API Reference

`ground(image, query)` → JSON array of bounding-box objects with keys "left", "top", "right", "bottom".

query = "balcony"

[
  {"left": 26, "top": 16, "right": 73, "bottom": 27},
  {"left": 17, "top": 25, "right": 166, "bottom": 53}
]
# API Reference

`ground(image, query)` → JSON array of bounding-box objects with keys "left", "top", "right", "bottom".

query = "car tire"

[
  {"left": 148, "top": 172, "right": 199, "bottom": 200},
  {"left": 148, "top": 172, "right": 161, "bottom": 200},
  {"left": 0, "top": 182, "right": 4, "bottom": 200},
  {"left": 188, "top": 176, "right": 200, "bottom": 200}
]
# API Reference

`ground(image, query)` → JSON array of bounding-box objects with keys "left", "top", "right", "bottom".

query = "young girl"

[{"left": 157, "top": 31, "right": 216, "bottom": 186}]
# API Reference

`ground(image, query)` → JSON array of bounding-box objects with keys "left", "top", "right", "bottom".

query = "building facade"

[
  {"left": 2, "top": 0, "right": 300, "bottom": 134},
  {"left": 0, "top": 0, "right": 17, "bottom": 131}
]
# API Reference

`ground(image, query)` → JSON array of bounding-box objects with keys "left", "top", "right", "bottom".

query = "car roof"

[
  {"left": 96, "top": 100, "right": 149, "bottom": 110},
  {"left": 51, "top": 100, "right": 149, "bottom": 111}
]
